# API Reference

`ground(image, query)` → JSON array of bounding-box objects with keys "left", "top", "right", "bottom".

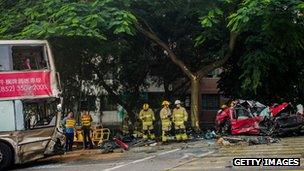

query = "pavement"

[{"left": 11, "top": 136, "right": 304, "bottom": 171}]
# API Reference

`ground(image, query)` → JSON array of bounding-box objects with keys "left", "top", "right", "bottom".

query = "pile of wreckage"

[
  {"left": 215, "top": 100, "right": 304, "bottom": 137},
  {"left": 98, "top": 100, "right": 304, "bottom": 152},
  {"left": 99, "top": 135, "right": 158, "bottom": 153}
]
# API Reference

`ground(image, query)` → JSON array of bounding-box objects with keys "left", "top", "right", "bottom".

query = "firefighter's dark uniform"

[
  {"left": 122, "top": 116, "right": 131, "bottom": 136},
  {"left": 64, "top": 117, "right": 76, "bottom": 151},
  {"left": 81, "top": 113, "right": 93, "bottom": 149}
]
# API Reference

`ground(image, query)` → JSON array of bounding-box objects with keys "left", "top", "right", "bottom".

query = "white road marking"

[
  {"left": 31, "top": 164, "right": 64, "bottom": 169},
  {"left": 18, "top": 148, "right": 183, "bottom": 171},
  {"left": 103, "top": 149, "right": 181, "bottom": 171},
  {"left": 158, "top": 149, "right": 181, "bottom": 156},
  {"left": 103, "top": 156, "right": 155, "bottom": 171},
  {"left": 26, "top": 162, "right": 125, "bottom": 170},
  {"left": 168, "top": 150, "right": 215, "bottom": 170}
]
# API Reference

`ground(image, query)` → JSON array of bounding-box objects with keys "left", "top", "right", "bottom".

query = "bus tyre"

[{"left": 0, "top": 142, "right": 13, "bottom": 170}]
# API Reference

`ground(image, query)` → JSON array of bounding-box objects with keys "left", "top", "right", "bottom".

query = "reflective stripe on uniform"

[
  {"left": 65, "top": 118, "right": 76, "bottom": 128},
  {"left": 173, "top": 107, "right": 188, "bottom": 122},
  {"left": 81, "top": 115, "right": 91, "bottom": 127},
  {"left": 139, "top": 109, "right": 155, "bottom": 122}
]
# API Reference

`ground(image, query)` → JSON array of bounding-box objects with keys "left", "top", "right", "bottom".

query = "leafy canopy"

[{"left": 0, "top": 0, "right": 136, "bottom": 39}]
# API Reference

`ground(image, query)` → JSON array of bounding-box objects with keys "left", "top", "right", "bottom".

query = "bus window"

[
  {"left": 0, "top": 45, "right": 13, "bottom": 71},
  {"left": 23, "top": 99, "right": 57, "bottom": 129},
  {"left": 12, "top": 46, "right": 48, "bottom": 71},
  {"left": 15, "top": 100, "right": 25, "bottom": 131},
  {"left": 0, "top": 101, "right": 15, "bottom": 131}
]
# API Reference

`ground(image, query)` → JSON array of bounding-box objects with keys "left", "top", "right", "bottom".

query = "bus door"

[{"left": 17, "top": 98, "right": 58, "bottom": 163}]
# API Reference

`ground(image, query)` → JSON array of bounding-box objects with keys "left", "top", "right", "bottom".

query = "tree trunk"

[
  {"left": 135, "top": 22, "right": 237, "bottom": 130},
  {"left": 190, "top": 76, "right": 201, "bottom": 130}
]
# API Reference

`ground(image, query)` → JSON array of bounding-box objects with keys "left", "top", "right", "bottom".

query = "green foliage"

[
  {"left": 0, "top": 0, "right": 137, "bottom": 39},
  {"left": 218, "top": 0, "right": 304, "bottom": 103},
  {"left": 240, "top": 51, "right": 278, "bottom": 93},
  {"left": 1, "top": 0, "right": 303, "bottom": 107},
  {"left": 199, "top": 8, "right": 223, "bottom": 28}
]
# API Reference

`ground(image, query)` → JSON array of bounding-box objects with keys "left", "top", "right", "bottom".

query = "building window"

[{"left": 202, "top": 94, "right": 220, "bottom": 110}]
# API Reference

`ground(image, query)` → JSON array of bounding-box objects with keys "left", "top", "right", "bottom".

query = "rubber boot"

[
  {"left": 162, "top": 131, "right": 167, "bottom": 142},
  {"left": 143, "top": 134, "right": 148, "bottom": 139},
  {"left": 176, "top": 133, "right": 182, "bottom": 141},
  {"left": 150, "top": 133, "right": 156, "bottom": 140},
  {"left": 181, "top": 133, "right": 188, "bottom": 140}
]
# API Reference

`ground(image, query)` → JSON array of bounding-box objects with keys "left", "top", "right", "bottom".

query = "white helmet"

[{"left": 175, "top": 100, "right": 181, "bottom": 105}]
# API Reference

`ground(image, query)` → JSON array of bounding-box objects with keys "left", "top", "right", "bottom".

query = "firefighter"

[
  {"left": 81, "top": 111, "right": 93, "bottom": 149},
  {"left": 172, "top": 100, "right": 188, "bottom": 141},
  {"left": 122, "top": 115, "right": 131, "bottom": 136},
  {"left": 62, "top": 111, "right": 76, "bottom": 152},
  {"left": 160, "top": 100, "right": 172, "bottom": 142},
  {"left": 139, "top": 103, "right": 155, "bottom": 140}
]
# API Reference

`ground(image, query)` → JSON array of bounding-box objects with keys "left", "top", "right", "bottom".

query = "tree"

[
  {"left": 119, "top": 0, "right": 238, "bottom": 130},
  {"left": 0, "top": 0, "right": 140, "bottom": 122},
  {"left": 0, "top": 0, "right": 136, "bottom": 39},
  {"left": 2, "top": 0, "right": 302, "bottom": 129},
  {"left": 218, "top": 0, "right": 304, "bottom": 105}
]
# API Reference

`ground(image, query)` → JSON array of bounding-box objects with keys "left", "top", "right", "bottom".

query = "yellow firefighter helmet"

[
  {"left": 162, "top": 100, "right": 170, "bottom": 106},
  {"left": 143, "top": 103, "right": 149, "bottom": 110}
]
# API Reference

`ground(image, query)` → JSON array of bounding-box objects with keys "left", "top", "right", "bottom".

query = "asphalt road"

[
  {"left": 12, "top": 146, "right": 214, "bottom": 171},
  {"left": 11, "top": 136, "right": 304, "bottom": 171}
]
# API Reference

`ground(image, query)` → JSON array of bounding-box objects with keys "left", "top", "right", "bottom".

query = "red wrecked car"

[{"left": 215, "top": 100, "right": 304, "bottom": 136}]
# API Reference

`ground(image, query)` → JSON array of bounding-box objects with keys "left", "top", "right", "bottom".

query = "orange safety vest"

[
  {"left": 81, "top": 114, "right": 92, "bottom": 127},
  {"left": 65, "top": 118, "right": 76, "bottom": 128}
]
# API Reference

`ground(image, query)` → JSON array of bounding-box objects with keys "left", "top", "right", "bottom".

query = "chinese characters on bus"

[{"left": 0, "top": 71, "right": 52, "bottom": 99}]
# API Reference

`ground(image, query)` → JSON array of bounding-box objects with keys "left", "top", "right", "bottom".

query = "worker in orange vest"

[
  {"left": 81, "top": 111, "right": 93, "bottom": 149},
  {"left": 62, "top": 111, "right": 76, "bottom": 151}
]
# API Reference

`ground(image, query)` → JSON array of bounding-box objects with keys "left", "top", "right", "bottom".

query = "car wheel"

[
  {"left": 0, "top": 142, "right": 13, "bottom": 170},
  {"left": 221, "top": 120, "right": 231, "bottom": 135}
]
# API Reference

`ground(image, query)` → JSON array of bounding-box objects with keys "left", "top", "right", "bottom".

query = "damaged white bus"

[{"left": 0, "top": 40, "right": 64, "bottom": 169}]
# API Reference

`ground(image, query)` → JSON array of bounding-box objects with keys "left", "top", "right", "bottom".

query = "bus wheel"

[{"left": 0, "top": 142, "right": 13, "bottom": 170}]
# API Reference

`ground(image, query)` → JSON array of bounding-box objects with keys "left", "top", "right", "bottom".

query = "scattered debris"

[
  {"left": 217, "top": 137, "right": 231, "bottom": 146},
  {"left": 149, "top": 143, "right": 157, "bottom": 146},
  {"left": 247, "top": 136, "right": 280, "bottom": 145},
  {"left": 204, "top": 130, "right": 217, "bottom": 140},
  {"left": 217, "top": 136, "right": 280, "bottom": 146},
  {"left": 99, "top": 136, "right": 158, "bottom": 153}
]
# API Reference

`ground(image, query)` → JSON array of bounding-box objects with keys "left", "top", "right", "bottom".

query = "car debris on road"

[{"left": 215, "top": 99, "right": 304, "bottom": 137}]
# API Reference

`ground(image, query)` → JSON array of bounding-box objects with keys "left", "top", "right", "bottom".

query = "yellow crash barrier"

[{"left": 73, "top": 127, "right": 110, "bottom": 146}]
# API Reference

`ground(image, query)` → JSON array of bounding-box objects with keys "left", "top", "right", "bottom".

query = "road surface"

[{"left": 12, "top": 136, "right": 304, "bottom": 170}]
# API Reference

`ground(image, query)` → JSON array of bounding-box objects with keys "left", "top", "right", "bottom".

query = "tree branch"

[
  {"left": 196, "top": 32, "right": 238, "bottom": 78},
  {"left": 134, "top": 22, "right": 195, "bottom": 79}
]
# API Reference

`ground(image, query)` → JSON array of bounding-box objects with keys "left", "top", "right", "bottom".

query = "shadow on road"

[{"left": 10, "top": 159, "right": 60, "bottom": 170}]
